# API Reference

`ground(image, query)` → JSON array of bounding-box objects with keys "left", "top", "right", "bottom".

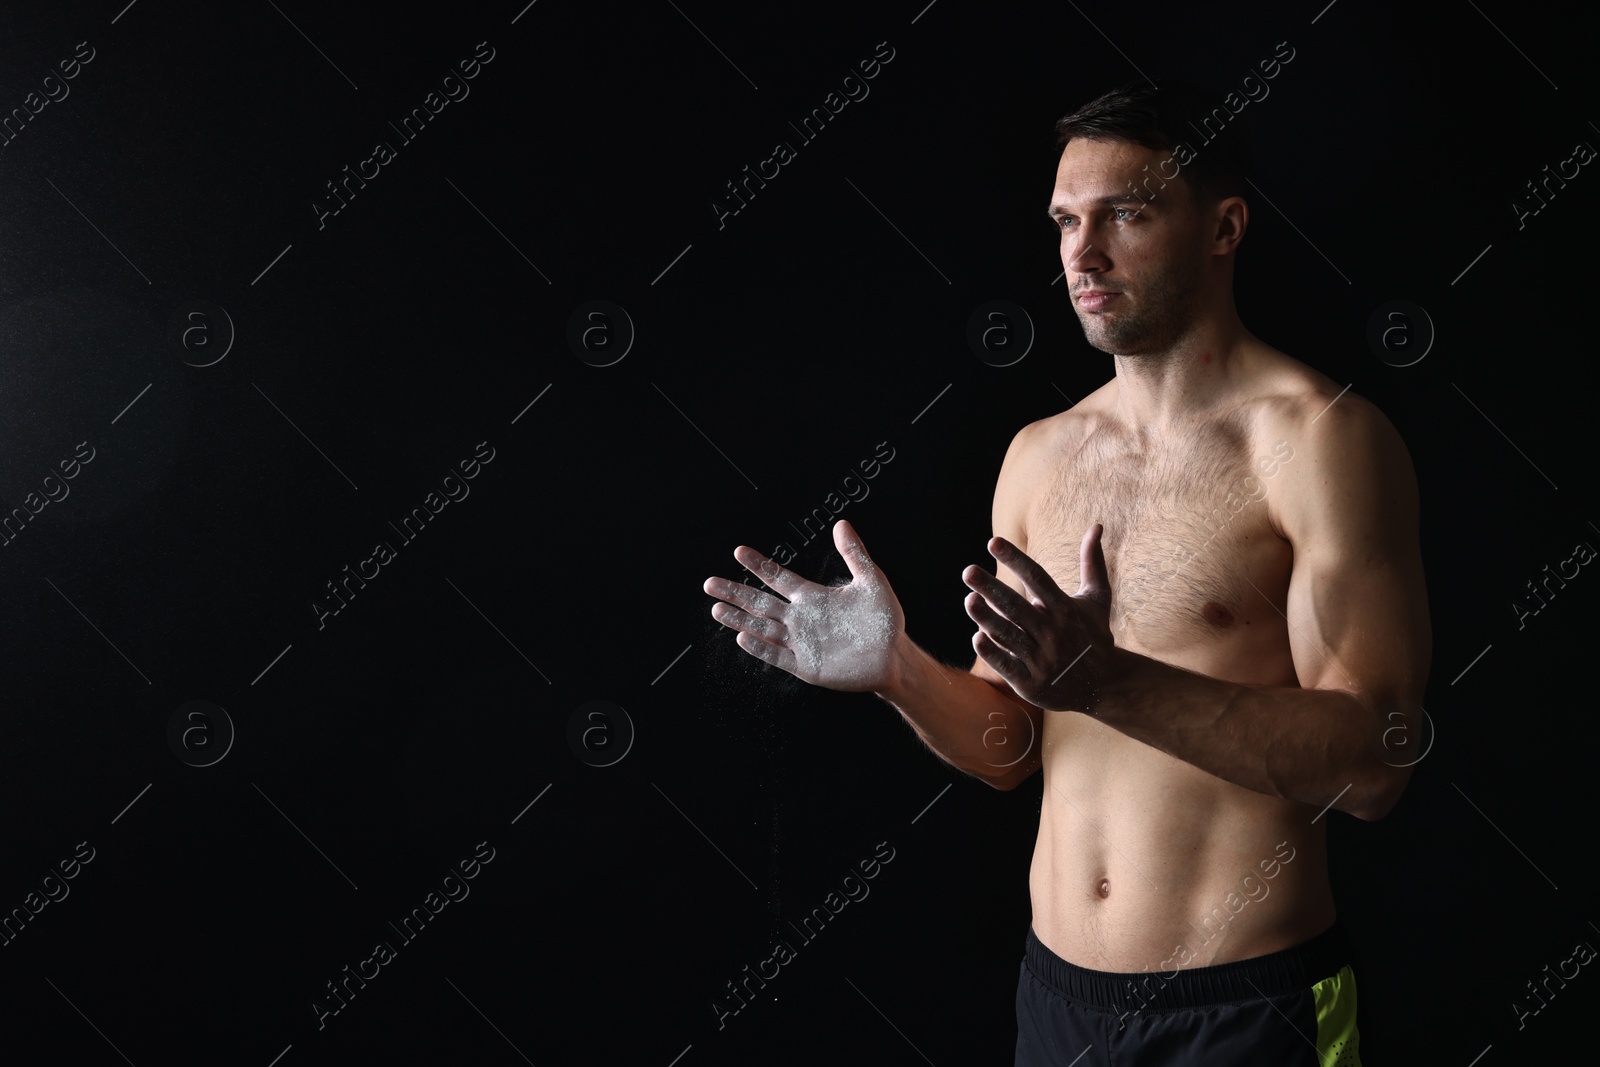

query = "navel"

[
  {"left": 1096, "top": 878, "right": 1111, "bottom": 899},
  {"left": 1202, "top": 600, "right": 1235, "bottom": 627}
]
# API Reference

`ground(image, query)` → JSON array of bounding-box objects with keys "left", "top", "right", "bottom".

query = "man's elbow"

[
  {"left": 1347, "top": 695, "right": 1425, "bottom": 820},
  {"left": 1348, "top": 797, "right": 1397, "bottom": 822},
  {"left": 979, "top": 758, "right": 1039, "bottom": 792},
  {"left": 1348, "top": 767, "right": 1411, "bottom": 821},
  {"left": 987, "top": 769, "right": 1024, "bottom": 792}
]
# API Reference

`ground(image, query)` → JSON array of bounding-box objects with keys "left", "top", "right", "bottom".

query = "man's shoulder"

[
  {"left": 991, "top": 384, "right": 1109, "bottom": 530},
  {"left": 1244, "top": 350, "right": 1416, "bottom": 541},
  {"left": 1009, "top": 379, "right": 1114, "bottom": 456},
  {"left": 1243, "top": 349, "right": 1399, "bottom": 452}
]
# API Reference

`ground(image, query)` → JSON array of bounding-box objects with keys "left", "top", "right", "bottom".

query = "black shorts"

[{"left": 1015, "top": 923, "right": 1362, "bottom": 1066}]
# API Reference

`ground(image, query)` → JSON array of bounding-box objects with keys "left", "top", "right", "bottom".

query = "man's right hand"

[{"left": 703, "top": 520, "right": 905, "bottom": 693}]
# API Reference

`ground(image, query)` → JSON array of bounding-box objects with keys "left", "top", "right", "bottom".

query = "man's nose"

[{"left": 1065, "top": 233, "right": 1110, "bottom": 274}]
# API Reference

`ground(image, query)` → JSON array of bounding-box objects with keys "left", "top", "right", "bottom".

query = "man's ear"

[{"left": 1212, "top": 196, "right": 1248, "bottom": 254}]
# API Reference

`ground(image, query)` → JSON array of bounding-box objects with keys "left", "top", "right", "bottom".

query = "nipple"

[{"left": 1202, "top": 601, "right": 1235, "bottom": 627}]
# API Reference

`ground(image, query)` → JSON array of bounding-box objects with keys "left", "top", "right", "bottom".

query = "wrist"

[
  {"left": 1088, "top": 645, "right": 1136, "bottom": 718},
  {"left": 877, "top": 627, "right": 926, "bottom": 702}
]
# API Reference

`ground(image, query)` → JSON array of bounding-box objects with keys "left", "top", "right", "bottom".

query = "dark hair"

[{"left": 1053, "top": 79, "right": 1254, "bottom": 207}]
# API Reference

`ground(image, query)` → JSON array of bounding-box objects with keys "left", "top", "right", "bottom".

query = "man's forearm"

[
  {"left": 875, "top": 632, "right": 1043, "bottom": 790},
  {"left": 1092, "top": 647, "right": 1408, "bottom": 819}
]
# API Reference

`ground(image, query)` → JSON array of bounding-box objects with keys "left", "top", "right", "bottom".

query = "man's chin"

[
  {"left": 1079, "top": 325, "right": 1127, "bottom": 355},
  {"left": 1080, "top": 319, "right": 1162, "bottom": 356}
]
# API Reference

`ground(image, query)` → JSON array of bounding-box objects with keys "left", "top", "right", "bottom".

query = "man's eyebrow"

[{"left": 1046, "top": 195, "right": 1151, "bottom": 219}]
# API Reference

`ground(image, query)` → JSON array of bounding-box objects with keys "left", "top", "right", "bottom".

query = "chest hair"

[{"left": 1027, "top": 416, "right": 1266, "bottom": 649}]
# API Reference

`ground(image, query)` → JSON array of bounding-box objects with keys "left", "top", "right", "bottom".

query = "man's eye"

[{"left": 1053, "top": 209, "right": 1137, "bottom": 229}]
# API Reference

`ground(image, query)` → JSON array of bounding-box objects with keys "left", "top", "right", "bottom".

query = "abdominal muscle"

[{"left": 1028, "top": 709, "right": 1338, "bottom": 973}]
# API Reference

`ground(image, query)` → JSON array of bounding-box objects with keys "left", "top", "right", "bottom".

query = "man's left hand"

[{"left": 963, "top": 523, "right": 1116, "bottom": 712}]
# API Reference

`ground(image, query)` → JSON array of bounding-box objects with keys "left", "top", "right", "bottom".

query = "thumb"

[
  {"left": 834, "top": 520, "right": 879, "bottom": 581},
  {"left": 1076, "top": 523, "right": 1111, "bottom": 605}
]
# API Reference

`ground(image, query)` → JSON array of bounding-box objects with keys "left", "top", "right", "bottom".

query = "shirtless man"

[{"left": 703, "top": 80, "right": 1429, "bottom": 1064}]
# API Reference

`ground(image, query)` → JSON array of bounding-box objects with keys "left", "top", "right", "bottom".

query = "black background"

[{"left": 0, "top": 1, "right": 1594, "bottom": 1064}]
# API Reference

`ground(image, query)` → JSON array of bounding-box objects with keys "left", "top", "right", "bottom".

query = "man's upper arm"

[
  {"left": 1273, "top": 393, "right": 1432, "bottom": 810},
  {"left": 971, "top": 422, "right": 1039, "bottom": 685}
]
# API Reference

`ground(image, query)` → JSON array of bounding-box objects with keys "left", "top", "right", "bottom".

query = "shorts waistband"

[{"left": 1023, "top": 922, "right": 1353, "bottom": 1012}]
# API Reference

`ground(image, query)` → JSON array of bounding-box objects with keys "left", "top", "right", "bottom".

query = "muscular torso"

[{"left": 1020, "top": 379, "right": 1336, "bottom": 972}]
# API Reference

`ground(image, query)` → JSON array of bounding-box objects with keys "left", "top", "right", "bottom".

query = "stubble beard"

[{"left": 1077, "top": 259, "right": 1203, "bottom": 357}]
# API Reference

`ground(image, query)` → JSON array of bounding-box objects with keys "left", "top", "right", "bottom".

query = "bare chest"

[{"left": 1025, "top": 421, "right": 1296, "bottom": 666}]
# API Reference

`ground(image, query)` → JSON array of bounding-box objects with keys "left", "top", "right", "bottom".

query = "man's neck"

[{"left": 1109, "top": 317, "right": 1252, "bottom": 432}]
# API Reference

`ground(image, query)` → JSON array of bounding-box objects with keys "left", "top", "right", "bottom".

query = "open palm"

[{"left": 703, "top": 520, "right": 904, "bottom": 692}]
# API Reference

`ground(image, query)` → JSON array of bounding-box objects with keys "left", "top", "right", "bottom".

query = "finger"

[
  {"left": 711, "top": 601, "right": 787, "bottom": 644},
  {"left": 973, "top": 630, "right": 1029, "bottom": 686},
  {"left": 736, "top": 630, "right": 799, "bottom": 674},
  {"left": 1076, "top": 523, "right": 1112, "bottom": 606},
  {"left": 989, "top": 537, "right": 1068, "bottom": 606},
  {"left": 963, "top": 563, "right": 1039, "bottom": 626},
  {"left": 965, "top": 589, "right": 1034, "bottom": 656},
  {"left": 834, "top": 520, "right": 881, "bottom": 583},
  {"left": 731, "top": 545, "right": 812, "bottom": 598},
  {"left": 704, "top": 575, "right": 788, "bottom": 620}
]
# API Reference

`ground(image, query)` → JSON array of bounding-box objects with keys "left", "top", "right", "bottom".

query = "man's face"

[{"left": 1048, "top": 138, "right": 1208, "bottom": 357}]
